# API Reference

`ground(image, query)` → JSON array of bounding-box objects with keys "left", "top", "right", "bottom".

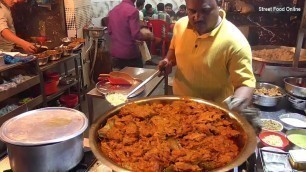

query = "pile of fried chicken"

[{"left": 98, "top": 100, "right": 242, "bottom": 171}]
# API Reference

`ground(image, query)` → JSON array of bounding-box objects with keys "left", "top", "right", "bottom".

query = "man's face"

[
  {"left": 179, "top": 8, "right": 186, "bottom": 14},
  {"left": 165, "top": 6, "right": 172, "bottom": 13},
  {"left": 185, "top": 0, "right": 219, "bottom": 34},
  {"left": 148, "top": 7, "right": 153, "bottom": 13},
  {"left": 3, "top": 0, "right": 18, "bottom": 7}
]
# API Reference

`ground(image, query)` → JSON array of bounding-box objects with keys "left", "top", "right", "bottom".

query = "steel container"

[
  {"left": 88, "top": 27, "right": 106, "bottom": 39},
  {"left": 284, "top": 77, "right": 306, "bottom": 98},
  {"left": 289, "top": 150, "right": 306, "bottom": 171},
  {"left": 47, "top": 49, "right": 63, "bottom": 61},
  {"left": 0, "top": 107, "right": 88, "bottom": 172},
  {"left": 288, "top": 95, "right": 306, "bottom": 111},
  {"left": 89, "top": 96, "right": 257, "bottom": 172},
  {"left": 36, "top": 55, "right": 49, "bottom": 66},
  {"left": 253, "top": 82, "right": 286, "bottom": 107}
]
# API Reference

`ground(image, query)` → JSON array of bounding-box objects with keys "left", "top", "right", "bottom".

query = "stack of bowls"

[{"left": 283, "top": 77, "right": 306, "bottom": 111}]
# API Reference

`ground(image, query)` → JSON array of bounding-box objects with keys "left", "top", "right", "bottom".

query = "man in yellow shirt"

[{"left": 158, "top": 0, "right": 256, "bottom": 112}]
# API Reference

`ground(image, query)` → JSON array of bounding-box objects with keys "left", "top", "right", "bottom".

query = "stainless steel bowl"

[
  {"left": 253, "top": 82, "right": 286, "bottom": 107},
  {"left": 47, "top": 49, "right": 63, "bottom": 61},
  {"left": 35, "top": 53, "right": 50, "bottom": 66},
  {"left": 61, "top": 46, "right": 73, "bottom": 57},
  {"left": 89, "top": 96, "right": 257, "bottom": 172},
  {"left": 284, "top": 77, "right": 306, "bottom": 98}
]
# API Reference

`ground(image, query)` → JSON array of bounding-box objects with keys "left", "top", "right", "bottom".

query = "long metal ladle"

[{"left": 127, "top": 70, "right": 160, "bottom": 98}]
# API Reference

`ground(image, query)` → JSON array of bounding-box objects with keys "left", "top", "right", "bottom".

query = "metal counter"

[
  {"left": 256, "top": 97, "right": 306, "bottom": 172},
  {"left": 86, "top": 67, "right": 165, "bottom": 124}
]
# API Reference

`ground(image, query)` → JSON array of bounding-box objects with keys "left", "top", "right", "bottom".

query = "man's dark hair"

[
  {"left": 145, "top": 4, "right": 152, "bottom": 11},
  {"left": 157, "top": 3, "right": 165, "bottom": 11},
  {"left": 136, "top": 0, "right": 145, "bottom": 8},
  {"left": 165, "top": 3, "right": 173, "bottom": 8},
  {"left": 179, "top": 4, "right": 186, "bottom": 10}
]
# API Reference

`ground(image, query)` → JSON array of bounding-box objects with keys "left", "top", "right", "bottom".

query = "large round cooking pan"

[
  {"left": 89, "top": 96, "right": 257, "bottom": 172},
  {"left": 252, "top": 45, "right": 306, "bottom": 65}
]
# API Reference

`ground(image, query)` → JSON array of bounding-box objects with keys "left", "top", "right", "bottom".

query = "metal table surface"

[
  {"left": 255, "top": 97, "right": 306, "bottom": 172},
  {"left": 86, "top": 67, "right": 165, "bottom": 124}
]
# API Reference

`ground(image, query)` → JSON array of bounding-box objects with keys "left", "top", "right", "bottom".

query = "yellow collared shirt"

[{"left": 170, "top": 10, "right": 256, "bottom": 105}]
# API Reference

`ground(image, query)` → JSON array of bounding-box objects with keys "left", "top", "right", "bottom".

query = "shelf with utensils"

[
  {"left": 0, "top": 95, "right": 43, "bottom": 126},
  {"left": 0, "top": 75, "right": 40, "bottom": 102},
  {"left": 39, "top": 53, "right": 83, "bottom": 111}
]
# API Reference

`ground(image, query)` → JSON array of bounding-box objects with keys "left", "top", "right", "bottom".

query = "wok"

[{"left": 89, "top": 96, "right": 257, "bottom": 172}]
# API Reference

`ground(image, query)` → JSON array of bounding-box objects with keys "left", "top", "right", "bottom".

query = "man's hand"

[
  {"left": 158, "top": 58, "right": 172, "bottom": 77},
  {"left": 135, "top": 40, "right": 144, "bottom": 46},
  {"left": 140, "top": 28, "right": 154, "bottom": 41},
  {"left": 241, "top": 107, "right": 262, "bottom": 134},
  {"left": 223, "top": 96, "right": 249, "bottom": 112},
  {"left": 223, "top": 96, "right": 262, "bottom": 134},
  {"left": 21, "top": 41, "right": 37, "bottom": 54}
]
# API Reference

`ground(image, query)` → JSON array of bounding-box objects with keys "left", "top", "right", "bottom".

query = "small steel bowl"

[
  {"left": 61, "top": 46, "right": 73, "bottom": 57},
  {"left": 35, "top": 53, "right": 50, "bottom": 66},
  {"left": 46, "top": 49, "right": 63, "bottom": 61}
]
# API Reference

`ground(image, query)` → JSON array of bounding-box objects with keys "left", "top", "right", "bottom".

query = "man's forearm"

[
  {"left": 233, "top": 86, "right": 254, "bottom": 105},
  {"left": 165, "top": 49, "right": 176, "bottom": 65},
  {"left": 1, "top": 28, "right": 27, "bottom": 47}
]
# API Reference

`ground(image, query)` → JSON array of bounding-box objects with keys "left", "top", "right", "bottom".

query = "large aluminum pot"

[
  {"left": 6, "top": 134, "right": 83, "bottom": 172},
  {"left": 253, "top": 82, "right": 286, "bottom": 107},
  {"left": 284, "top": 77, "right": 306, "bottom": 98},
  {"left": 0, "top": 107, "right": 88, "bottom": 172},
  {"left": 89, "top": 96, "right": 257, "bottom": 172}
]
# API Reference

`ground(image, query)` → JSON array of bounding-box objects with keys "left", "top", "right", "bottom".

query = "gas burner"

[{"left": 69, "top": 151, "right": 97, "bottom": 172}]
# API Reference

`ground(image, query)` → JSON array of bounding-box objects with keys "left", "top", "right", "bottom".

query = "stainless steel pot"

[
  {"left": 89, "top": 96, "right": 257, "bottom": 172},
  {"left": 6, "top": 134, "right": 83, "bottom": 172},
  {"left": 253, "top": 82, "right": 286, "bottom": 107},
  {"left": 0, "top": 107, "right": 88, "bottom": 172},
  {"left": 284, "top": 77, "right": 306, "bottom": 98}
]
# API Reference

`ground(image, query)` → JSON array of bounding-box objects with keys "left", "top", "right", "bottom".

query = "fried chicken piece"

[{"left": 173, "top": 162, "right": 201, "bottom": 172}]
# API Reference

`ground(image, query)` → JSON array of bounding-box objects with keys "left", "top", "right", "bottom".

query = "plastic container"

[
  {"left": 44, "top": 80, "right": 58, "bottom": 95},
  {"left": 59, "top": 94, "right": 78, "bottom": 108},
  {"left": 259, "top": 131, "right": 289, "bottom": 150}
]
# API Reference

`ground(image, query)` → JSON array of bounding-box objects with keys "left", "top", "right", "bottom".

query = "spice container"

[{"left": 289, "top": 150, "right": 306, "bottom": 171}]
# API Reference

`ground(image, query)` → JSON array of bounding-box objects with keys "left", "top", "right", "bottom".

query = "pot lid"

[{"left": 0, "top": 107, "right": 88, "bottom": 146}]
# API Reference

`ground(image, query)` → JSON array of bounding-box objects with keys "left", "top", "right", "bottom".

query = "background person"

[
  {"left": 175, "top": 4, "right": 187, "bottom": 20},
  {"left": 165, "top": 3, "right": 175, "bottom": 20},
  {"left": 108, "top": 0, "right": 154, "bottom": 69},
  {"left": 136, "top": 0, "right": 145, "bottom": 26},
  {"left": 142, "top": 3, "right": 156, "bottom": 20},
  {"left": 0, "top": 0, "right": 36, "bottom": 53},
  {"left": 152, "top": 3, "right": 171, "bottom": 24}
]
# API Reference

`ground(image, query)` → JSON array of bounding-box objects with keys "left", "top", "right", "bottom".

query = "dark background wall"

[
  {"left": 221, "top": 0, "right": 304, "bottom": 46},
  {"left": 11, "top": 0, "right": 305, "bottom": 47},
  {"left": 11, "top": 0, "right": 66, "bottom": 49}
]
